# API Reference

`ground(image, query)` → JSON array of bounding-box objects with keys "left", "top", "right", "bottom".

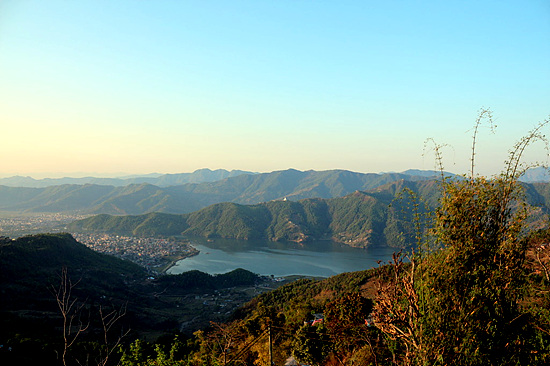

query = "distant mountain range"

[
  {"left": 0, "top": 169, "right": 446, "bottom": 215},
  {"left": 3, "top": 167, "right": 549, "bottom": 249},
  {"left": 0, "top": 168, "right": 254, "bottom": 188},
  {"left": 518, "top": 166, "right": 550, "bottom": 183},
  {"left": 2, "top": 166, "right": 547, "bottom": 190}
]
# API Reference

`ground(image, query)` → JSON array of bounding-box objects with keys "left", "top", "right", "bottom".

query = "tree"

[
  {"left": 51, "top": 267, "right": 130, "bottom": 366},
  {"left": 119, "top": 339, "right": 154, "bottom": 366},
  {"left": 96, "top": 303, "right": 130, "bottom": 366},
  {"left": 119, "top": 336, "right": 191, "bottom": 366},
  {"left": 324, "top": 292, "right": 376, "bottom": 364},
  {"left": 373, "top": 111, "right": 550, "bottom": 365},
  {"left": 292, "top": 323, "right": 329, "bottom": 366},
  {"left": 51, "top": 267, "right": 90, "bottom": 366}
]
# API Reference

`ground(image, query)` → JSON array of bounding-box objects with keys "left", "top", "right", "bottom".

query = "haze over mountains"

[
  {"left": 0, "top": 168, "right": 254, "bottom": 188},
  {"left": 0, "top": 167, "right": 548, "bottom": 216},
  {"left": 0, "top": 168, "right": 446, "bottom": 215}
]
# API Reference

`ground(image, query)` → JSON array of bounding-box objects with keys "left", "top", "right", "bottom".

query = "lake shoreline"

[
  {"left": 166, "top": 238, "right": 396, "bottom": 277},
  {"left": 160, "top": 245, "right": 200, "bottom": 273}
]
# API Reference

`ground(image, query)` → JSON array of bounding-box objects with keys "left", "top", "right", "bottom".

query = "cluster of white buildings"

[{"left": 73, "top": 233, "right": 197, "bottom": 270}]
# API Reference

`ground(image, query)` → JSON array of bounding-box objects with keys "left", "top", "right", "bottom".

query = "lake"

[{"left": 167, "top": 238, "right": 399, "bottom": 277}]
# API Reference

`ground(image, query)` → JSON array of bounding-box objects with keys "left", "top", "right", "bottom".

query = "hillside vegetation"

[
  {"left": 0, "top": 233, "right": 271, "bottom": 366},
  {"left": 0, "top": 169, "right": 439, "bottom": 215},
  {"left": 69, "top": 178, "right": 550, "bottom": 248},
  {"left": 110, "top": 223, "right": 550, "bottom": 366},
  {"left": 5, "top": 114, "right": 550, "bottom": 365},
  {"left": 109, "top": 114, "right": 550, "bottom": 366},
  {"left": 68, "top": 181, "right": 435, "bottom": 247}
]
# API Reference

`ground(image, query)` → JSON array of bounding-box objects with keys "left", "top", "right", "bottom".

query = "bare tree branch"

[{"left": 50, "top": 267, "right": 90, "bottom": 366}]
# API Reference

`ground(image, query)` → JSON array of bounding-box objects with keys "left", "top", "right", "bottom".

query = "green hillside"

[
  {"left": 68, "top": 178, "right": 550, "bottom": 249},
  {"left": 0, "top": 233, "right": 270, "bottom": 366},
  {"left": 0, "top": 169, "right": 439, "bottom": 215},
  {"left": 0, "top": 233, "right": 146, "bottom": 312},
  {"left": 114, "top": 165, "right": 550, "bottom": 366},
  {"left": 68, "top": 180, "right": 445, "bottom": 248}
]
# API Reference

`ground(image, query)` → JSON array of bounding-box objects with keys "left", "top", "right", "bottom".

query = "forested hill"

[
  {"left": 0, "top": 232, "right": 393, "bottom": 365},
  {"left": 67, "top": 180, "right": 438, "bottom": 248},
  {"left": 68, "top": 179, "right": 550, "bottom": 248},
  {"left": 0, "top": 233, "right": 147, "bottom": 322},
  {"left": 0, "top": 233, "right": 266, "bottom": 365},
  {"left": 0, "top": 169, "right": 441, "bottom": 215}
]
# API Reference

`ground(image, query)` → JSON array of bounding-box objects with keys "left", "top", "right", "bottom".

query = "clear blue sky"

[{"left": 0, "top": 0, "right": 548, "bottom": 178}]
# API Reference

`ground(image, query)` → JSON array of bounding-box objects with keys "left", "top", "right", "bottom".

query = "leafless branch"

[
  {"left": 97, "top": 303, "right": 130, "bottom": 366},
  {"left": 50, "top": 267, "right": 90, "bottom": 366}
]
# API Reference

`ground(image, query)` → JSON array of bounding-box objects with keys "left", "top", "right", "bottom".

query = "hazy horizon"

[
  {"left": 0, "top": 167, "right": 437, "bottom": 180},
  {"left": 1, "top": 1, "right": 548, "bottom": 178}
]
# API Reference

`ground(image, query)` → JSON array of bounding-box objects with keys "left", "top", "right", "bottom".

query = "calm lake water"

[{"left": 168, "top": 238, "right": 398, "bottom": 277}]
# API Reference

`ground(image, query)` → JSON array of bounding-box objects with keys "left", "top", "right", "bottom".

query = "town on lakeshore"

[
  {"left": 0, "top": 213, "right": 199, "bottom": 273},
  {"left": 73, "top": 233, "right": 198, "bottom": 273}
]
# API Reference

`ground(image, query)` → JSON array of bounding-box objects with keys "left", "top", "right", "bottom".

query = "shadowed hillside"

[{"left": 0, "top": 233, "right": 272, "bottom": 366}]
